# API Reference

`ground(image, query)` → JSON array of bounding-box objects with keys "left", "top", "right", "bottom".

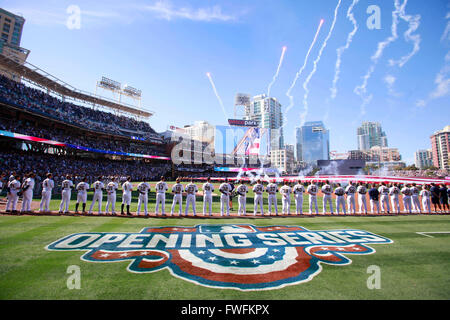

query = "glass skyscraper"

[
  {"left": 357, "top": 121, "right": 388, "bottom": 151},
  {"left": 297, "top": 121, "right": 330, "bottom": 164}
]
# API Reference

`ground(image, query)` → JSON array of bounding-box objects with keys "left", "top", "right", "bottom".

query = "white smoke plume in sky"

[
  {"left": 206, "top": 72, "right": 228, "bottom": 120},
  {"left": 284, "top": 19, "right": 325, "bottom": 123},
  {"left": 300, "top": 0, "right": 342, "bottom": 127},
  {"left": 330, "top": 0, "right": 360, "bottom": 100},
  {"left": 267, "top": 46, "right": 287, "bottom": 97},
  {"left": 354, "top": 0, "right": 404, "bottom": 116},
  {"left": 388, "top": 0, "right": 421, "bottom": 68}
]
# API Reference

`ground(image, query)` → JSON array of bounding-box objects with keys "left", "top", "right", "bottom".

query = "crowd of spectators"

[
  {"left": 0, "top": 117, "right": 168, "bottom": 157},
  {"left": 0, "top": 74, "right": 160, "bottom": 141},
  {"left": 0, "top": 150, "right": 172, "bottom": 195},
  {"left": 387, "top": 169, "right": 449, "bottom": 179}
]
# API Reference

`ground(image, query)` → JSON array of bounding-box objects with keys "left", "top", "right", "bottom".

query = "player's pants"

[
  {"left": 89, "top": 192, "right": 103, "bottom": 214},
  {"left": 155, "top": 193, "right": 166, "bottom": 215},
  {"left": 336, "top": 196, "right": 346, "bottom": 214},
  {"left": 77, "top": 193, "right": 87, "bottom": 204},
  {"left": 268, "top": 194, "right": 278, "bottom": 215},
  {"left": 322, "top": 195, "right": 333, "bottom": 214},
  {"left": 411, "top": 196, "right": 421, "bottom": 213},
  {"left": 390, "top": 196, "right": 400, "bottom": 214},
  {"left": 403, "top": 196, "right": 412, "bottom": 213},
  {"left": 122, "top": 193, "right": 132, "bottom": 206},
  {"left": 220, "top": 194, "right": 230, "bottom": 216},
  {"left": 294, "top": 195, "right": 303, "bottom": 214},
  {"left": 254, "top": 194, "right": 264, "bottom": 215},
  {"left": 309, "top": 195, "right": 318, "bottom": 214},
  {"left": 237, "top": 195, "right": 246, "bottom": 215},
  {"left": 185, "top": 195, "right": 196, "bottom": 215},
  {"left": 171, "top": 194, "right": 182, "bottom": 215},
  {"left": 422, "top": 198, "right": 431, "bottom": 213},
  {"left": 370, "top": 199, "right": 380, "bottom": 214},
  {"left": 59, "top": 190, "right": 71, "bottom": 213},
  {"left": 40, "top": 191, "right": 52, "bottom": 212},
  {"left": 203, "top": 195, "right": 212, "bottom": 216},
  {"left": 282, "top": 196, "right": 291, "bottom": 214},
  {"left": 358, "top": 194, "right": 367, "bottom": 214},
  {"left": 347, "top": 195, "right": 356, "bottom": 214},
  {"left": 380, "top": 195, "right": 390, "bottom": 213},
  {"left": 6, "top": 193, "right": 18, "bottom": 211},
  {"left": 105, "top": 193, "right": 116, "bottom": 214},
  {"left": 21, "top": 191, "right": 33, "bottom": 212},
  {"left": 137, "top": 194, "right": 148, "bottom": 215}
]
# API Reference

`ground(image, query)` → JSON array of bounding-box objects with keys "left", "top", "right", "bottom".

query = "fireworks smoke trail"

[
  {"left": 284, "top": 19, "right": 324, "bottom": 121},
  {"left": 330, "top": 0, "right": 359, "bottom": 100},
  {"left": 300, "top": 0, "right": 342, "bottom": 127},
  {"left": 354, "top": 0, "right": 403, "bottom": 116},
  {"left": 206, "top": 72, "right": 228, "bottom": 119},
  {"left": 267, "top": 46, "right": 287, "bottom": 97},
  {"left": 388, "top": 0, "right": 421, "bottom": 68}
]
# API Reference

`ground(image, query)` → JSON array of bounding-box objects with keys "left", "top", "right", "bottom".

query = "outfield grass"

[{"left": 0, "top": 214, "right": 449, "bottom": 299}]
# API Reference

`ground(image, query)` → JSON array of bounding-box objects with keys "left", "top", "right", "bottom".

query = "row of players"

[{"left": 2, "top": 173, "right": 450, "bottom": 215}]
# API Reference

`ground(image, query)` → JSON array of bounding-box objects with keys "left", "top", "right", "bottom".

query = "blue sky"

[{"left": 3, "top": 0, "right": 450, "bottom": 164}]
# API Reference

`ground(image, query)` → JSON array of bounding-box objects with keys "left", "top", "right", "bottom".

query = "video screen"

[{"left": 214, "top": 126, "right": 270, "bottom": 156}]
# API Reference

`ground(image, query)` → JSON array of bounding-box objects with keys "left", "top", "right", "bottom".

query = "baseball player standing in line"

[
  {"left": 307, "top": 181, "right": 318, "bottom": 215},
  {"left": 89, "top": 177, "right": 105, "bottom": 215},
  {"left": 171, "top": 177, "right": 184, "bottom": 216},
  {"left": 155, "top": 176, "right": 169, "bottom": 216},
  {"left": 266, "top": 180, "right": 278, "bottom": 215},
  {"left": 21, "top": 172, "right": 35, "bottom": 213},
  {"left": 121, "top": 176, "right": 133, "bottom": 216},
  {"left": 378, "top": 182, "right": 390, "bottom": 214},
  {"left": 236, "top": 180, "right": 248, "bottom": 216},
  {"left": 420, "top": 185, "right": 431, "bottom": 213},
  {"left": 292, "top": 180, "right": 305, "bottom": 215},
  {"left": 280, "top": 181, "right": 292, "bottom": 215},
  {"left": 105, "top": 177, "right": 119, "bottom": 215},
  {"left": 202, "top": 177, "right": 214, "bottom": 216},
  {"left": 59, "top": 175, "right": 73, "bottom": 214},
  {"left": 75, "top": 177, "right": 89, "bottom": 214},
  {"left": 253, "top": 179, "right": 264, "bottom": 216},
  {"left": 368, "top": 184, "right": 380, "bottom": 214},
  {"left": 389, "top": 183, "right": 401, "bottom": 214},
  {"left": 219, "top": 178, "right": 231, "bottom": 216},
  {"left": 39, "top": 173, "right": 54, "bottom": 213},
  {"left": 410, "top": 183, "right": 422, "bottom": 213},
  {"left": 5, "top": 175, "right": 21, "bottom": 213},
  {"left": 321, "top": 180, "right": 333, "bottom": 215},
  {"left": 345, "top": 182, "right": 356, "bottom": 215},
  {"left": 334, "top": 183, "right": 346, "bottom": 214},
  {"left": 356, "top": 182, "right": 368, "bottom": 214},
  {"left": 137, "top": 179, "right": 151, "bottom": 216},
  {"left": 401, "top": 184, "right": 413, "bottom": 214},
  {"left": 185, "top": 178, "right": 199, "bottom": 216}
]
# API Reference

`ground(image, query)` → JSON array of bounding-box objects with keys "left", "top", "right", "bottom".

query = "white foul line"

[{"left": 416, "top": 232, "right": 450, "bottom": 238}]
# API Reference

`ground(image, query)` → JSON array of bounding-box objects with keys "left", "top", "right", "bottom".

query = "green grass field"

[{"left": 1, "top": 182, "right": 449, "bottom": 300}]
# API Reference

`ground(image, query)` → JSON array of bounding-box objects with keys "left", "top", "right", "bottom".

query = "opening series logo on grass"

[{"left": 46, "top": 224, "right": 393, "bottom": 291}]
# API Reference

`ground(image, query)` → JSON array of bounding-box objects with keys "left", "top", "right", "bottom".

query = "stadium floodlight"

[
  {"left": 122, "top": 84, "right": 142, "bottom": 98},
  {"left": 98, "top": 77, "right": 122, "bottom": 91},
  {"left": 234, "top": 93, "right": 251, "bottom": 118}
]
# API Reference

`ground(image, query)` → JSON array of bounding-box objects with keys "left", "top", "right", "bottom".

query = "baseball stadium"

[{"left": 0, "top": 2, "right": 450, "bottom": 304}]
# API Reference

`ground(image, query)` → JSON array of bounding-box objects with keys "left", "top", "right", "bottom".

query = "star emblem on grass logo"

[{"left": 46, "top": 224, "right": 393, "bottom": 291}]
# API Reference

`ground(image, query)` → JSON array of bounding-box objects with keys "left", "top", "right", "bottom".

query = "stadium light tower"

[
  {"left": 96, "top": 76, "right": 143, "bottom": 114},
  {"left": 234, "top": 93, "right": 251, "bottom": 119}
]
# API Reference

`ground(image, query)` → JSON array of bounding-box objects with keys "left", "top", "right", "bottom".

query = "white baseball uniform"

[
  {"left": 321, "top": 184, "right": 333, "bottom": 214},
  {"left": 105, "top": 181, "right": 118, "bottom": 214},
  {"left": 171, "top": 183, "right": 184, "bottom": 216},
  {"left": 137, "top": 182, "right": 151, "bottom": 215},
  {"left": 185, "top": 183, "right": 198, "bottom": 216},
  {"left": 410, "top": 186, "right": 421, "bottom": 213},
  {"left": 122, "top": 181, "right": 133, "bottom": 206},
  {"left": 401, "top": 187, "right": 412, "bottom": 213},
  {"left": 292, "top": 184, "right": 305, "bottom": 214},
  {"left": 356, "top": 185, "right": 368, "bottom": 214},
  {"left": 59, "top": 179, "right": 73, "bottom": 213},
  {"left": 39, "top": 178, "right": 54, "bottom": 212},
  {"left": 76, "top": 182, "right": 90, "bottom": 205},
  {"left": 345, "top": 185, "right": 356, "bottom": 214},
  {"left": 219, "top": 182, "right": 231, "bottom": 216},
  {"left": 307, "top": 184, "right": 318, "bottom": 214},
  {"left": 280, "top": 185, "right": 292, "bottom": 214},
  {"left": 236, "top": 184, "right": 248, "bottom": 216},
  {"left": 389, "top": 186, "right": 400, "bottom": 214},
  {"left": 155, "top": 181, "right": 168, "bottom": 215},
  {"left": 253, "top": 183, "right": 264, "bottom": 215},
  {"left": 89, "top": 181, "right": 105, "bottom": 214},
  {"left": 334, "top": 186, "right": 346, "bottom": 214},
  {"left": 378, "top": 185, "right": 390, "bottom": 213},
  {"left": 202, "top": 182, "right": 214, "bottom": 216},
  {"left": 21, "top": 177, "right": 35, "bottom": 212},
  {"left": 6, "top": 179, "right": 21, "bottom": 211},
  {"left": 420, "top": 189, "right": 431, "bottom": 213},
  {"left": 266, "top": 183, "right": 278, "bottom": 215}
]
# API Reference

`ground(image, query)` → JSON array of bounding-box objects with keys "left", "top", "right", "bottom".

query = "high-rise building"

[
  {"left": 270, "top": 146, "right": 295, "bottom": 174},
  {"left": 357, "top": 121, "right": 388, "bottom": 151},
  {"left": 297, "top": 121, "right": 330, "bottom": 165},
  {"left": 295, "top": 127, "right": 302, "bottom": 162},
  {"left": 430, "top": 125, "right": 450, "bottom": 171},
  {"left": 244, "top": 94, "right": 283, "bottom": 150},
  {"left": 0, "top": 8, "right": 30, "bottom": 80},
  {"left": 414, "top": 149, "right": 433, "bottom": 169}
]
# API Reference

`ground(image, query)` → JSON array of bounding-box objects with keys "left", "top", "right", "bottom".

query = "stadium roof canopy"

[{"left": 0, "top": 54, "right": 154, "bottom": 118}]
